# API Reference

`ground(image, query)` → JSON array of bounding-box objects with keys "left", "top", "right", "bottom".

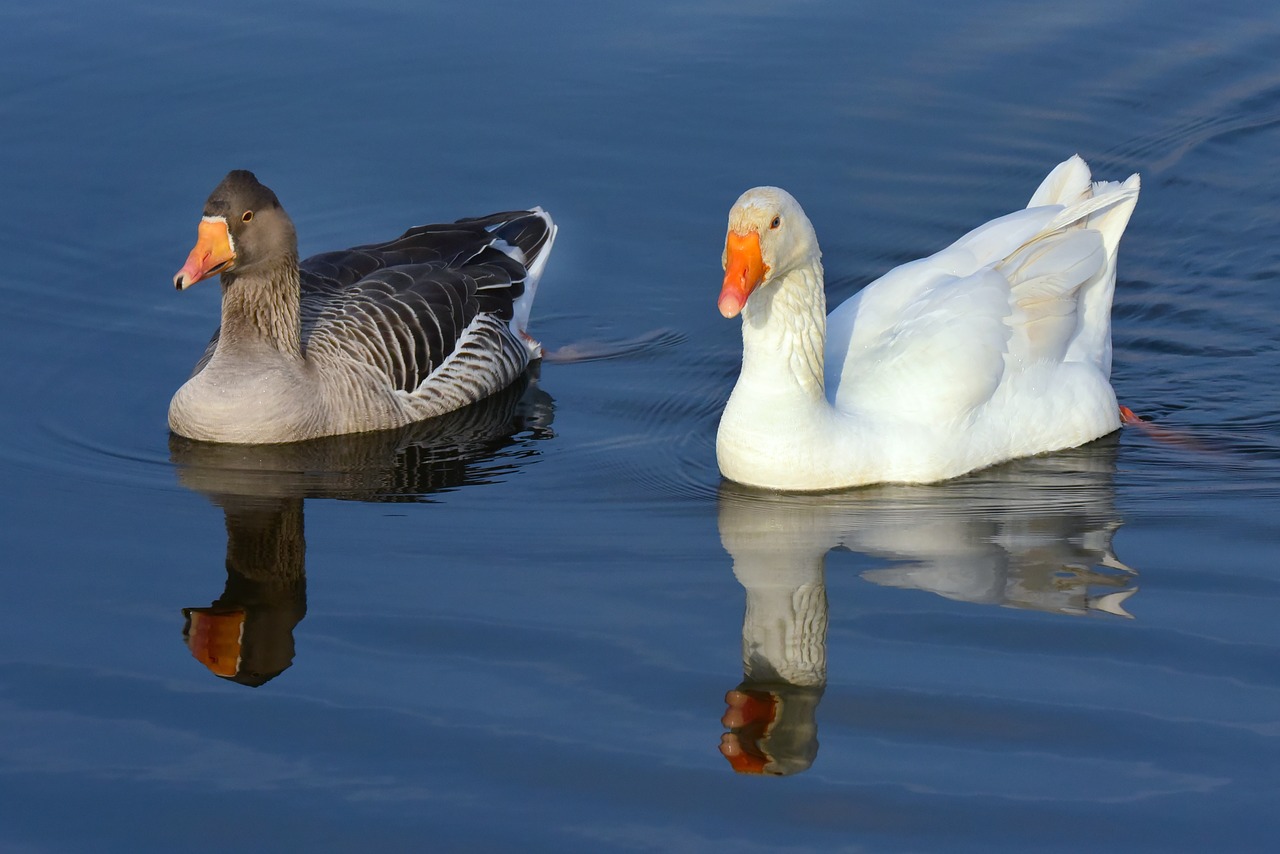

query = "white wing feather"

[{"left": 825, "top": 160, "right": 1139, "bottom": 424}]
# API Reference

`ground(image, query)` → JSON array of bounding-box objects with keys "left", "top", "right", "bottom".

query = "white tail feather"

[
  {"left": 1027, "top": 154, "right": 1093, "bottom": 208},
  {"left": 507, "top": 207, "right": 557, "bottom": 356},
  {"left": 1045, "top": 176, "right": 1140, "bottom": 252}
]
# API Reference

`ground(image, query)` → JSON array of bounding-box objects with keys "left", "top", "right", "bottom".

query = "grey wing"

[
  {"left": 300, "top": 212, "right": 553, "bottom": 290},
  {"left": 189, "top": 327, "right": 220, "bottom": 378},
  {"left": 301, "top": 253, "right": 530, "bottom": 396}
]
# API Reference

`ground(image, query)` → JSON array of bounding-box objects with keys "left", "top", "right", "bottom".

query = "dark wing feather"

[
  {"left": 190, "top": 327, "right": 221, "bottom": 377},
  {"left": 299, "top": 212, "right": 549, "bottom": 394},
  {"left": 456, "top": 211, "right": 555, "bottom": 264}
]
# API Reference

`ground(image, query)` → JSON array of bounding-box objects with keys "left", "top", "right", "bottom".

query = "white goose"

[{"left": 717, "top": 156, "right": 1140, "bottom": 491}]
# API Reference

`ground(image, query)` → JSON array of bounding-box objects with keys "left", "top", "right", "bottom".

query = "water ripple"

[{"left": 542, "top": 326, "right": 686, "bottom": 364}]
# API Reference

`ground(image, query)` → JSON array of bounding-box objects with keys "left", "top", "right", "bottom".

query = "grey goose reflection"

[
  {"left": 170, "top": 170, "right": 555, "bottom": 443},
  {"left": 174, "top": 375, "right": 554, "bottom": 686},
  {"left": 716, "top": 435, "right": 1136, "bottom": 775}
]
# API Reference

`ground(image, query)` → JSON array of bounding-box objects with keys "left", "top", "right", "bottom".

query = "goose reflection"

[
  {"left": 716, "top": 434, "right": 1136, "bottom": 775},
  {"left": 170, "top": 372, "right": 554, "bottom": 686}
]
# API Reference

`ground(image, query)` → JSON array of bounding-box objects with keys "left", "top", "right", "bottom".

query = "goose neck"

[
  {"left": 217, "top": 257, "right": 303, "bottom": 359},
  {"left": 739, "top": 261, "right": 827, "bottom": 401}
]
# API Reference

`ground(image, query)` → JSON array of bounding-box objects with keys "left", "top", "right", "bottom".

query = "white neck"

[
  {"left": 736, "top": 260, "right": 828, "bottom": 403},
  {"left": 718, "top": 258, "right": 889, "bottom": 491}
]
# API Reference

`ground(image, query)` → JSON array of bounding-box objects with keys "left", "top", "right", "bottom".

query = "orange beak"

[
  {"left": 719, "top": 732, "right": 771, "bottom": 774},
  {"left": 719, "top": 688, "right": 780, "bottom": 774},
  {"left": 182, "top": 608, "right": 246, "bottom": 678},
  {"left": 174, "top": 217, "right": 235, "bottom": 290},
  {"left": 719, "top": 229, "right": 769, "bottom": 318}
]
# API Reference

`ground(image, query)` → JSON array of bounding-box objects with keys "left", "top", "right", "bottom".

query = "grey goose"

[{"left": 169, "top": 170, "right": 555, "bottom": 443}]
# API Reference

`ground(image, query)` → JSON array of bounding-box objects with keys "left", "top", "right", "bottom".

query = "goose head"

[
  {"left": 719, "top": 186, "right": 820, "bottom": 318},
  {"left": 174, "top": 170, "right": 298, "bottom": 290}
]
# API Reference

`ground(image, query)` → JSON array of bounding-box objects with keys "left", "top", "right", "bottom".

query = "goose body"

[
  {"left": 169, "top": 171, "right": 555, "bottom": 444},
  {"left": 716, "top": 156, "right": 1140, "bottom": 491}
]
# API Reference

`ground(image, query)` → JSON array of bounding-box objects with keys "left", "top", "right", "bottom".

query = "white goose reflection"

[
  {"left": 169, "top": 372, "right": 554, "bottom": 686},
  {"left": 716, "top": 434, "right": 1136, "bottom": 775}
]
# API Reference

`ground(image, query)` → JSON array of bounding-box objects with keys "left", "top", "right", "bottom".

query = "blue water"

[{"left": 2, "top": 0, "right": 1279, "bottom": 851}]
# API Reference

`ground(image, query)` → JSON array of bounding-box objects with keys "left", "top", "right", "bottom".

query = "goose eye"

[
  {"left": 241, "top": 210, "right": 254, "bottom": 223},
  {"left": 769, "top": 216, "right": 781, "bottom": 230}
]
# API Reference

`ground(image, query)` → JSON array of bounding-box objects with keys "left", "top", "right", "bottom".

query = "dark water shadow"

[
  {"left": 714, "top": 433, "right": 1136, "bottom": 776},
  {"left": 168, "top": 372, "right": 555, "bottom": 687}
]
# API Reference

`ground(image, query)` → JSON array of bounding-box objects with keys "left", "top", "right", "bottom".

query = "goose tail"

[
  {"left": 1031, "top": 157, "right": 1141, "bottom": 375},
  {"left": 485, "top": 208, "right": 556, "bottom": 357}
]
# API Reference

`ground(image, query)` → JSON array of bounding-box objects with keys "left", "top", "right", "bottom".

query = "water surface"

[{"left": 2, "top": 1, "right": 1279, "bottom": 851}]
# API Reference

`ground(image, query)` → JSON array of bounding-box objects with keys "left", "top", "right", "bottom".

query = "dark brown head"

[{"left": 173, "top": 170, "right": 298, "bottom": 290}]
